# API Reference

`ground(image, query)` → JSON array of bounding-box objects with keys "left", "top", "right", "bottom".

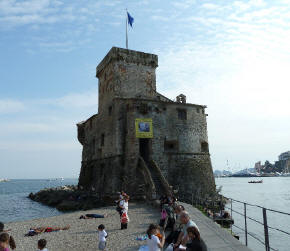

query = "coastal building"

[
  {"left": 254, "top": 161, "right": 263, "bottom": 173},
  {"left": 277, "top": 151, "right": 290, "bottom": 173},
  {"left": 279, "top": 151, "right": 290, "bottom": 161},
  {"left": 77, "top": 47, "right": 215, "bottom": 201}
]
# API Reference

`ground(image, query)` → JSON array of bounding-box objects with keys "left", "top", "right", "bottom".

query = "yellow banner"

[{"left": 135, "top": 118, "right": 153, "bottom": 138}]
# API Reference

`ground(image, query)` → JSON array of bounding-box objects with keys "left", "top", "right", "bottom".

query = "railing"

[
  {"left": 180, "top": 192, "right": 290, "bottom": 251},
  {"left": 225, "top": 198, "right": 290, "bottom": 251}
]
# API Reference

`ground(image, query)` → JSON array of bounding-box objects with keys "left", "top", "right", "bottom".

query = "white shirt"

[
  {"left": 147, "top": 235, "right": 161, "bottom": 251},
  {"left": 98, "top": 230, "right": 107, "bottom": 242},
  {"left": 37, "top": 249, "right": 48, "bottom": 251},
  {"left": 119, "top": 200, "right": 128, "bottom": 212},
  {"left": 182, "top": 220, "right": 199, "bottom": 237}
]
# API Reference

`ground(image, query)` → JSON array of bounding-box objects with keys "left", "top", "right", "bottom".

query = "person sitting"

[
  {"left": 146, "top": 224, "right": 165, "bottom": 251},
  {"left": 0, "top": 232, "right": 10, "bottom": 251},
  {"left": 79, "top": 213, "right": 108, "bottom": 219},
  {"left": 25, "top": 226, "right": 70, "bottom": 236},
  {"left": 174, "top": 211, "right": 198, "bottom": 249},
  {"left": 37, "top": 239, "right": 48, "bottom": 251},
  {"left": 0, "top": 222, "right": 15, "bottom": 250},
  {"left": 222, "top": 211, "right": 230, "bottom": 219},
  {"left": 166, "top": 205, "right": 185, "bottom": 244},
  {"left": 185, "top": 226, "right": 207, "bottom": 251}
]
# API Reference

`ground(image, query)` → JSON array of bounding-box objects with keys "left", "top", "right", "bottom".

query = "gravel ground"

[{"left": 5, "top": 202, "right": 160, "bottom": 251}]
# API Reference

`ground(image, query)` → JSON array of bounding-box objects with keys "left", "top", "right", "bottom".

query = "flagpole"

[{"left": 126, "top": 9, "right": 128, "bottom": 49}]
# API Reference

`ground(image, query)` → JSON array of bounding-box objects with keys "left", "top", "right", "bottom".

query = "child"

[
  {"left": 120, "top": 211, "right": 129, "bottom": 230},
  {"left": 0, "top": 222, "right": 16, "bottom": 250},
  {"left": 97, "top": 224, "right": 107, "bottom": 251},
  {"left": 37, "top": 239, "right": 48, "bottom": 251},
  {"left": 146, "top": 224, "right": 165, "bottom": 251},
  {"left": 0, "top": 233, "right": 10, "bottom": 251}
]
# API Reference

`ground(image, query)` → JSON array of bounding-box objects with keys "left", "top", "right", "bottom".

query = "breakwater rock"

[{"left": 28, "top": 185, "right": 109, "bottom": 211}]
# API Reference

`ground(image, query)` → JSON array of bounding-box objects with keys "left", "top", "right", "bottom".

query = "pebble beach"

[{"left": 5, "top": 202, "right": 160, "bottom": 251}]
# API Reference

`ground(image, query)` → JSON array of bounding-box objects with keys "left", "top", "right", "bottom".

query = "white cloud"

[
  {"left": 201, "top": 3, "right": 219, "bottom": 10},
  {"left": 0, "top": 0, "right": 51, "bottom": 15},
  {"left": 0, "top": 90, "right": 98, "bottom": 158},
  {"left": 172, "top": 0, "right": 196, "bottom": 9},
  {"left": 55, "top": 89, "right": 98, "bottom": 109},
  {"left": 0, "top": 99, "right": 26, "bottom": 114},
  {"left": 151, "top": 15, "right": 170, "bottom": 22},
  {"left": 0, "top": 140, "right": 80, "bottom": 151}
]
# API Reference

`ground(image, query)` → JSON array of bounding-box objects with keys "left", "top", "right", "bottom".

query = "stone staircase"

[{"left": 147, "top": 162, "right": 167, "bottom": 196}]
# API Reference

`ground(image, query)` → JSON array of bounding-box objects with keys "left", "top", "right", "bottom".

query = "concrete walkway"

[{"left": 180, "top": 202, "right": 252, "bottom": 251}]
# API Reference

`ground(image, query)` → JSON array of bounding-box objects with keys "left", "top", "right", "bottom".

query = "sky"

[{"left": 0, "top": 0, "right": 290, "bottom": 178}]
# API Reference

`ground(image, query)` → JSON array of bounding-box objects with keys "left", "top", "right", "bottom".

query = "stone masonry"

[{"left": 77, "top": 47, "right": 216, "bottom": 202}]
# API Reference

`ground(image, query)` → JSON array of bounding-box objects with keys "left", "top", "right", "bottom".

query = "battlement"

[{"left": 96, "top": 47, "right": 158, "bottom": 77}]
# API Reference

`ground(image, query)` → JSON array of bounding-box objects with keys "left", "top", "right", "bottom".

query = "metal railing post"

[
  {"left": 231, "top": 198, "right": 233, "bottom": 234},
  {"left": 244, "top": 203, "right": 248, "bottom": 246},
  {"left": 220, "top": 195, "right": 223, "bottom": 216},
  {"left": 263, "top": 208, "right": 270, "bottom": 251}
]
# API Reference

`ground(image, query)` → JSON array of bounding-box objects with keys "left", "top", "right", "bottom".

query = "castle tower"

[
  {"left": 77, "top": 47, "right": 216, "bottom": 202},
  {"left": 96, "top": 47, "right": 158, "bottom": 115}
]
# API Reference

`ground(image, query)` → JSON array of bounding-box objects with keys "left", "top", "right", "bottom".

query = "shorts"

[{"left": 98, "top": 241, "right": 106, "bottom": 250}]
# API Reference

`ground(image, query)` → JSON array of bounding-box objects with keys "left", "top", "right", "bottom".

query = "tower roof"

[{"left": 96, "top": 47, "right": 158, "bottom": 77}]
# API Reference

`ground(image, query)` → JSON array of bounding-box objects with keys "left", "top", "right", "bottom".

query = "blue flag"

[{"left": 127, "top": 12, "right": 134, "bottom": 27}]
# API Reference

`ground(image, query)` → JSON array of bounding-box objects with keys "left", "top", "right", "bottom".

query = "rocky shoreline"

[{"left": 28, "top": 185, "right": 109, "bottom": 211}]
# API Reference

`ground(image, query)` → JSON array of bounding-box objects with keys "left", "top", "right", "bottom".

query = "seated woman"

[
  {"left": 79, "top": 213, "right": 107, "bottom": 219},
  {"left": 25, "top": 225, "right": 70, "bottom": 236},
  {"left": 184, "top": 226, "right": 207, "bottom": 251}
]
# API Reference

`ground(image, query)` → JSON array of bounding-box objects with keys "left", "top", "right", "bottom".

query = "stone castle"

[{"left": 77, "top": 47, "right": 215, "bottom": 202}]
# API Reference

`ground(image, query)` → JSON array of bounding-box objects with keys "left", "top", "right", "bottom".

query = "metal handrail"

[
  {"left": 187, "top": 194, "right": 290, "bottom": 251},
  {"left": 229, "top": 198, "right": 290, "bottom": 216}
]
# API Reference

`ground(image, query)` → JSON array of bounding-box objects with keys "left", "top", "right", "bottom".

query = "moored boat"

[
  {"left": 0, "top": 178, "right": 10, "bottom": 182},
  {"left": 248, "top": 180, "right": 263, "bottom": 183}
]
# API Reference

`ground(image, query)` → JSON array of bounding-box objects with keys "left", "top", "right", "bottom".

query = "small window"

[
  {"left": 89, "top": 119, "right": 93, "bottom": 129},
  {"left": 201, "top": 141, "right": 209, "bottom": 152},
  {"left": 164, "top": 140, "right": 179, "bottom": 151},
  {"left": 139, "top": 103, "right": 148, "bottom": 114},
  {"left": 196, "top": 107, "right": 200, "bottom": 113},
  {"left": 101, "top": 134, "right": 105, "bottom": 146},
  {"left": 177, "top": 109, "right": 187, "bottom": 120},
  {"left": 108, "top": 106, "right": 112, "bottom": 115}
]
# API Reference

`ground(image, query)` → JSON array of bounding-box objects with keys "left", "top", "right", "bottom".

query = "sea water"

[
  {"left": 215, "top": 177, "right": 290, "bottom": 251},
  {"left": 0, "top": 179, "right": 77, "bottom": 223}
]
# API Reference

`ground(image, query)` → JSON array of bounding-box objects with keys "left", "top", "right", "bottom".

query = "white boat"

[{"left": 0, "top": 178, "right": 10, "bottom": 182}]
